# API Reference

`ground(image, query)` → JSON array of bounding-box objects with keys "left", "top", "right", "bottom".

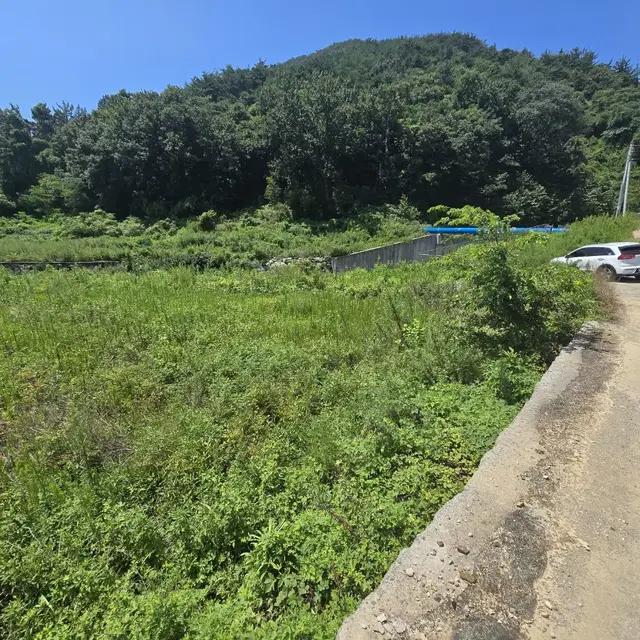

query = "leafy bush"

[
  {"left": 483, "top": 349, "right": 543, "bottom": 405},
  {"left": 119, "top": 216, "right": 146, "bottom": 237},
  {"left": 253, "top": 203, "right": 294, "bottom": 223},
  {"left": 145, "top": 218, "right": 178, "bottom": 238},
  {"left": 197, "top": 210, "right": 218, "bottom": 231},
  {"left": 58, "top": 209, "right": 121, "bottom": 238}
]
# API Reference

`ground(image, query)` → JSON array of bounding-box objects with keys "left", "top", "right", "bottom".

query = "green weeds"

[
  {"left": 0, "top": 208, "right": 422, "bottom": 266},
  {"left": 0, "top": 216, "right": 630, "bottom": 638}
]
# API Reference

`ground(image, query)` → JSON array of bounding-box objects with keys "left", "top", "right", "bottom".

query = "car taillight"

[{"left": 618, "top": 253, "right": 635, "bottom": 260}]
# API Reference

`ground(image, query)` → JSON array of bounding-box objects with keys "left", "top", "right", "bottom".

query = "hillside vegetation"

[
  {"left": 1, "top": 33, "right": 639, "bottom": 230},
  {"left": 0, "top": 216, "right": 637, "bottom": 639},
  {"left": 0, "top": 204, "right": 422, "bottom": 266}
]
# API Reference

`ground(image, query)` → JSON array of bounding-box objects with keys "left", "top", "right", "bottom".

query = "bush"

[
  {"left": 119, "top": 216, "right": 146, "bottom": 237},
  {"left": 253, "top": 203, "right": 294, "bottom": 223},
  {"left": 197, "top": 210, "right": 218, "bottom": 231},
  {"left": 58, "top": 209, "right": 121, "bottom": 238},
  {"left": 389, "top": 195, "right": 420, "bottom": 221},
  {"left": 451, "top": 239, "right": 595, "bottom": 363},
  {"left": 145, "top": 218, "right": 178, "bottom": 238}
]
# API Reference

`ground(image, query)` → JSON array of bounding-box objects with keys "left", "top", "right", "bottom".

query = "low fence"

[{"left": 331, "top": 235, "right": 469, "bottom": 274}]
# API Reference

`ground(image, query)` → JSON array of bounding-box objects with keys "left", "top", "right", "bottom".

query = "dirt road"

[
  {"left": 527, "top": 282, "right": 640, "bottom": 640},
  {"left": 339, "top": 282, "right": 640, "bottom": 639}
]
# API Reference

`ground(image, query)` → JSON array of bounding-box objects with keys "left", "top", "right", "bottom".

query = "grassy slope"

[{"left": 0, "top": 215, "right": 637, "bottom": 639}]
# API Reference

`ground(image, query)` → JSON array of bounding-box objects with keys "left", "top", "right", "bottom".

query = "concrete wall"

[{"left": 331, "top": 236, "right": 467, "bottom": 274}]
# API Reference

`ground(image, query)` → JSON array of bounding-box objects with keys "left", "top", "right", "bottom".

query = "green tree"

[
  {"left": 261, "top": 72, "right": 402, "bottom": 217},
  {"left": 0, "top": 106, "right": 38, "bottom": 198}
]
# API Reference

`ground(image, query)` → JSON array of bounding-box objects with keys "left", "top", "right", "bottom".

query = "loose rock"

[
  {"left": 437, "top": 540, "right": 445, "bottom": 547},
  {"left": 457, "top": 545, "right": 471, "bottom": 555},
  {"left": 393, "top": 620, "right": 408, "bottom": 634},
  {"left": 405, "top": 567, "right": 415, "bottom": 577},
  {"left": 377, "top": 613, "right": 388, "bottom": 623},
  {"left": 459, "top": 567, "right": 477, "bottom": 584}
]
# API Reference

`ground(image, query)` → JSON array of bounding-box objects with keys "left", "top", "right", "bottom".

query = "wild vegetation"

[
  {"left": 1, "top": 33, "right": 639, "bottom": 231},
  {"left": 0, "top": 215, "right": 637, "bottom": 639},
  {"left": 0, "top": 203, "right": 422, "bottom": 266}
]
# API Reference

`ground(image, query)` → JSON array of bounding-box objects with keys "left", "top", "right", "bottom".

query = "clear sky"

[{"left": 2, "top": 0, "right": 638, "bottom": 112}]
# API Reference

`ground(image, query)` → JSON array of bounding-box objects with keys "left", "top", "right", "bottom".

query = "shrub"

[
  {"left": 145, "top": 218, "right": 178, "bottom": 237},
  {"left": 118, "top": 216, "right": 145, "bottom": 237},
  {"left": 254, "top": 203, "right": 294, "bottom": 224},
  {"left": 197, "top": 210, "right": 218, "bottom": 231},
  {"left": 483, "top": 349, "right": 543, "bottom": 405},
  {"left": 58, "top": 209, "right": 121, "bottom": 238}
]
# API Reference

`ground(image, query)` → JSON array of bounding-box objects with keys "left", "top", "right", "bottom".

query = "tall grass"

[{"left": 0, "top": 217, "right": 621, "bottom": 639}]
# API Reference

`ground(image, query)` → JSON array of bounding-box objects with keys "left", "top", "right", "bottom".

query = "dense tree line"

[{"left": 1, "top": 33, "right": 639, "bottom": 224}]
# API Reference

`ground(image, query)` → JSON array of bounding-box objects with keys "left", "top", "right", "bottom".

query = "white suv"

[{"left": 551, "top": 242, "right": 640, "bottom": 280}]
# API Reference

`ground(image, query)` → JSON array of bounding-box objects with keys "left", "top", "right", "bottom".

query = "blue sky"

[{"left": 2, "top": 0, "right": 638, "bottom": 112}]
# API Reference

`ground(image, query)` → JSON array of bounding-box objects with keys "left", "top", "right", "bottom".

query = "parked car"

[{"left": 551, "top": 242, "right": 640, "bottom": 280}]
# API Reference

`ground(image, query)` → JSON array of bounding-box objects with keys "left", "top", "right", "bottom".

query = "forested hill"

[{"left": 1, "top": 33, "right": 639, "bottom": 225}]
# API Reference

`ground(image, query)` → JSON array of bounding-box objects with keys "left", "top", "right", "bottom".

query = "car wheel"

[{"left": 596, "top": 264, "right": 617, "bottom": 281}]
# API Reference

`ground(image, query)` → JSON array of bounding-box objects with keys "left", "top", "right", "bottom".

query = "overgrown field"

[
  {"left": 0, "top": 216, "right": 636, "bottom": 639},
  {"left": 0, "top": 205, "right": 422, "bottom": 267}
]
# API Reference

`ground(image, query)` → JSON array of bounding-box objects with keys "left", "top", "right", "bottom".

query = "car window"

[
  {"left": 586, "top": 247, "right": 615, "bottom": 256},
  {"left": 567, "top": 248, "right": 586, "bottom": 258},
  {"left": 618, "top": 244, "right": 640, "bottom": 255}
]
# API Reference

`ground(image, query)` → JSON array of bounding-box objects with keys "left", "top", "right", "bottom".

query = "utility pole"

[{"left": 616, "top": 141, "right": 634, "bottom": 216}]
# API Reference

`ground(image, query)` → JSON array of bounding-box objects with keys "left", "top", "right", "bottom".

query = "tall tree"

[{"left": 0, "top": 106, "right": 38, "bottom": 198}]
